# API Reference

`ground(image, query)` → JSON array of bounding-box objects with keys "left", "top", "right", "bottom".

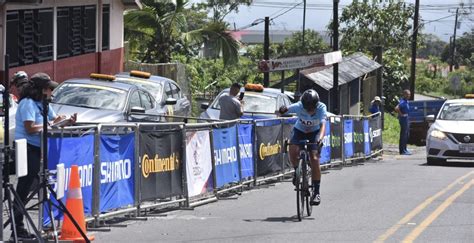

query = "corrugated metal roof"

[{"left": 300, "top": 52, "right": 381, "bottom": 90}]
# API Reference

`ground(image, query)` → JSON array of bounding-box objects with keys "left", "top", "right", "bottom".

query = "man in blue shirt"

[
  {"left": 279, "top": 89, "right": 327, "bottom": 206},
  {"left": 395, "top": 89, "right": 411, "bottom": 155}
]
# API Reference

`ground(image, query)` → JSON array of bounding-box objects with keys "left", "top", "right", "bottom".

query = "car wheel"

[{"left": 427, "top": 157, "right": 446, "bottom": 166}]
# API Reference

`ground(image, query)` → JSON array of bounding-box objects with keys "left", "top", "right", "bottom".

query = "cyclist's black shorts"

[{"left": 290, "top": 127, "right": 320, "bottom": 151}]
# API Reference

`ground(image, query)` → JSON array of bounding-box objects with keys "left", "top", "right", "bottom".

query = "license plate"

[{"left": 459, "top": 144, "right": 474, "bottom": 153}]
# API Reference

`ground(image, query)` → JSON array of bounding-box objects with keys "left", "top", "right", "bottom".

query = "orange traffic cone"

[{"left": 60, "top": 165, "right": 94, "bottom": 242}]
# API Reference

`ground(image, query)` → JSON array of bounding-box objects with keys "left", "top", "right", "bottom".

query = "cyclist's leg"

[
  {"left": 289, "top": 128, "right": 303, "bottom": 168},
  {"left": 308, "top": 130, "right": 322, "bottom": 205}
]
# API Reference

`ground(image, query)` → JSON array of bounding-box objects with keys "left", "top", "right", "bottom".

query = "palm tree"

[{"left": 124, "top": 0, "right": 240, "bottom": 66}]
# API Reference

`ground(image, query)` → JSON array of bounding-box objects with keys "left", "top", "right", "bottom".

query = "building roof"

[
  {"left": 300, "top": 52, "right": 381, "bottom": 90},
  {"left": 122, "top": 0, "right": 142, "bottom": 9},
  {"left": 231, "top": 30, "right": 331, "bottom": 45}
]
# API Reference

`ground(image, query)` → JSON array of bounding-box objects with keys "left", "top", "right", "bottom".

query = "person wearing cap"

[
  {"left": 369, "top": 96, "right": 382, "bottom": 114},
  {"left": 11, "top": 71, "right": 30, "bottom": 99},
  {"left": 12, "top": 72, "right": 76, "bottom": 239}
]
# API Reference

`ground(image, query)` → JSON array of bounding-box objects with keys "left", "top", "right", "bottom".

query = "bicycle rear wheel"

[{"left": 303, "top": 160, "right": 313, "bottom": 217}]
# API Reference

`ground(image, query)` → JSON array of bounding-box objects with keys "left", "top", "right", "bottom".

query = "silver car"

[
  {"left": 426, "top": 98, "right": 474, "bottom": 165},
  {"left": 51, "top": 77, "right": 166, "bottom": 123}
]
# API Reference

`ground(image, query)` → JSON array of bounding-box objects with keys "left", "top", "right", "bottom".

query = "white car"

[{"left": 426, "top": 97, "right": 474, "bottom": 165}]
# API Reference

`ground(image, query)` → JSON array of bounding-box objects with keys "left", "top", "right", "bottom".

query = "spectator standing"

[
  {"left": 218, "top": 83, "right": 244, "bottom": 120},
  {"left": 369, "top": 96, "right": 382, "bottom": 114},
  {"left": 395, "top": 89, "right": 411, "bottom": 155}
]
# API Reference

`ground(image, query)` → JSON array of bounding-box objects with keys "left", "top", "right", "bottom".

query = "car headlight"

[{"left": 430, "top": 130, "right": 447, "bottom": 140}]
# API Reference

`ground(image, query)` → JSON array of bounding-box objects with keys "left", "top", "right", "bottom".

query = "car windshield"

[
  {"left": 212, "top": 92, "right": 277, "bottom": 113},
  {"left": 52, "top": 83, "right": 127, "bottom": 111},
  {"left": 438, "top": 103, "right": 474, "bottom": 120},
  {"left": 116, "top": 78, "right": 163, "bottom": 102}
]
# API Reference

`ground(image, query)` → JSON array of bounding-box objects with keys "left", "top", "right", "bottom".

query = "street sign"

[{"left": 258, "top": 51, "right": 342, "bottom": 72}]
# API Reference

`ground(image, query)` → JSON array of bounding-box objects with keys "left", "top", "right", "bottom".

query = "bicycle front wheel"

[
  {"left": 296, "top": 161, "right": 304, "bottom": 221},
  {"left": 303, "top": 160, "right": 313, "bottom": 217}
]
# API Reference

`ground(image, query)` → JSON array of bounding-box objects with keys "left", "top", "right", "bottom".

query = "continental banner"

[
  {"left": 99, "top": 133, "right": 135, "bottom": 212},
  {"left": 186, "top": 130, "right": 214, "bottom": 197},
  {"left": 364, "top": 119, "right": 371, "bottom": 156},
  {"left": 256, "top": 123, "right": 283, "bottom": 176},
  {"left": 330, "top": 117, "right": 342, "bottom": 160},
  {"left": 344, "top": 119, "right": 354, "bottom": 158},
  {"left": 282, "top": 118, "right": 297, "bottom": 170},
  {"left": 139, "top": 128, "right": 183, "bottom": 201},
  {"left": 320, "top": 120, "right": 331, "bottom": 164},
  {"left": 213, "top": 126, "right": 240, "bottom": 188},
  {"left": 238, "top": 123, "right": 254, "bottom": 179},
  {"left": 370, "top": 116, "right": 383, "bottom": 151},
  {"left": 353, "top": 119, "right": 365, "bottom": 154}
]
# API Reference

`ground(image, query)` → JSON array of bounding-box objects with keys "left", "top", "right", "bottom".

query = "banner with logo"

[
  {"left": 213, "top": 126, "right": 240, "bottom": 188},
  {"left": 282, "top": 118, "right": 297, "bottom": 169},
  {"left": 238, "top": 124, "right": 254, "bottom": 179},
  {"left": 139, "top": 128, "right": 183, "bottom": 201},
  {"left": 255, "top": 123, "right": 283, "bottom": 176},
  {"left": 186, "top": 130, "right": 214, "bottom": 197},
  {"left": 330, "top": 118, "right": 342, "bottom": 160},
  {"left": 45, "top": 135, "right": 95, "bottom": 224},
  {"left": 364, "top": 119, "right": 371, "bottom": 156},
  {"left": 370, "top": 116, "right": 382, "bottom": 151},
  {"left": 353, "top": 119, "right": 365, "bottom": 154},
  {"left": 99, "top": 133, "right": 135, "bottom": 212},
  {"left": 344, "top": 119, "right": 354, "bottom": 158},
  {"left": 320, "top": 120, "right": 331, "bottom": 164}
]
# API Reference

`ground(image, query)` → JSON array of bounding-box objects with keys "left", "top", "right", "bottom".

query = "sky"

[{"left": 193, "top": 0, "right": 473, "bottom": 42}]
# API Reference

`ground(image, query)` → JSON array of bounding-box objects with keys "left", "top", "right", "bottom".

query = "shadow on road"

[
  {"left": 244, "top": 216, "right": 314, "bottom": 223},
  {"left": 420, "top": 162, "right": 474, "bottom": 168}
]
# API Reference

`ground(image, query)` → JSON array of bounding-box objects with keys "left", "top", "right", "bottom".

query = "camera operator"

[{"left": 12, "top": 73, "right": 76, "bottom": 239}]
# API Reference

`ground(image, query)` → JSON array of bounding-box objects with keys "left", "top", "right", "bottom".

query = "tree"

[
  {"left": 124, "top": 0, "right": 240, "bottom": 66},
  {"left": 279, "top": 30, "right": 330, "bottom": 57},
  {"left": 418, "top": 34, "right": 447, "bottom": 59},
  {"left": 441, "top": 30, "right": 474, "bottom": 68},
  {"left": 337, "top": 0, "right": 415, "bottom": 56},
  {"left": 196, "top": 0, "right": 253, "bottom": 22}
]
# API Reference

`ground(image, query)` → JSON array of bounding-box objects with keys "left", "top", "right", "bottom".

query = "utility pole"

[
  {"left": 263, "top": 16, "right": 270, "bottom": 87},
  {"left": 450, "top": 8, "right": 459, "bottom": 72},
  {"left": 409, "top": 0, "right": 420, "bottom": 101},
  {"left": 376, "top": 46, "right": 384, "bottom": 129},
  {"left": 296, "top": 0, "right": 306, "bottom": 97},
  {"left": 332, "top": 0, "right": 339, "bottom": 114},
  {"left": 302, "top": 0, "right": 306, "bottom": 48}
]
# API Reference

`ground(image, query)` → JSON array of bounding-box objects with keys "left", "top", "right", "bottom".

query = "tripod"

[{"left": 1, "top": 55, "right": 43, "bottom": 242}]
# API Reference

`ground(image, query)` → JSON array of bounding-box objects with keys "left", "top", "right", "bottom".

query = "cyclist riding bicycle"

[{"left": 278, "top": 89, "right": 327, "bottom": 205}]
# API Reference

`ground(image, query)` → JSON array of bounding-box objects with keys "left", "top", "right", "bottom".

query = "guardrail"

[{"left": 43, "top": 113, "right": 383, "bottom": 228}]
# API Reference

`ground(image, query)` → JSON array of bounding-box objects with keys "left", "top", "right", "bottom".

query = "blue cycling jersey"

[{"left": 286, "top": 101, "right": 327, "bottom": 133}]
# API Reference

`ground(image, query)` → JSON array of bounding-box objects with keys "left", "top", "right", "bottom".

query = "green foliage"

[
  {"left": 337, "top": 0, "right": 414, "bottom": 55},
  {"left": 418, "top": 34, "right": 447, "bottom": 59},
  {"left": 383, "top": 113, "right": 400, "bottom": 145},
  {"left": 382, "top": 49, "right": 410, "bottom": 110},
  {"left": 196, "top": 0, "right": 253, "bottom": 22},
  {"left": 279, "top": 30, "right": 330, "bottom": 57},
  {"left": 441, "top": 30, "right": 474, "bottom": 68}
]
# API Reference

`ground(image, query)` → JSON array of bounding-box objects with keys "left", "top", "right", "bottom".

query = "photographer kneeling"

[{"left": 13, "top": 73, "right": 76, "bottom": 239}]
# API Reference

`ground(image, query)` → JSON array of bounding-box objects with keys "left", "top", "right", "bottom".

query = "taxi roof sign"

[
  {"left": 130, "top": 70, "right": 151, "bottom": 79},
  {"left": 244, "top": 83, "right": 264, "bottom": 92},
  {"left": 465, "top": 94, "right": 474, "bottom": 99},
  {"left": 90, "top": 73, "right": 115, "bottom": 81}
]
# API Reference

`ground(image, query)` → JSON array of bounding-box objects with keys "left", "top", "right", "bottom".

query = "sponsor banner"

[
  {"left": 213, "top": 126, "right": 240, "bottom": 188},
  {"left": 238, "top": 124, "right": 254, "bottom": 178},
  {"left": 320, "top": 120, "right": 331, "bottom": 164},
  {"left": 186, "top": 130, "right": 213, "bottom": 197},
  {"left": 364, "top": 119, "right": 371, "bottom": 156},
  {"left": 139, "top": 128, "right": 183, "bottom": 201},
  {"left": 99, "top": 133, "right": 135, "bottom": 212},
  {"left": 45, "top": 135, "right": 95, "bottom": 224},
  {"left": 370, "top": 116, "right": 383, "bottom": 150},
  {"left": 256, "top": 123, "right": 283, "bottom": 176},
  {"left": 258, "top": 51, "right": 342, "bottom": 72},
  {"left": 282, "top": 118, "right": 297, "bottom": 170},
  {"left": 330, "top": 118, "right": 342, "bottom": 160},
  {"left": 353, "top": 119, "right": 365, "bottom": 154},
  {"left": 344, "top": 119, "right": 354, "bottom": 158}
]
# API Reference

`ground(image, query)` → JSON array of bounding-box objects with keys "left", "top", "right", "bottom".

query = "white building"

[{"left": 0, "top": 0, "right": 140, "bottom": 86}]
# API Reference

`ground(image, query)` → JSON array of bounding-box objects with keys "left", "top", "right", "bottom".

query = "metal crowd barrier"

[{"left": 43, "top": 113, "right": 383, "bottom": 228}]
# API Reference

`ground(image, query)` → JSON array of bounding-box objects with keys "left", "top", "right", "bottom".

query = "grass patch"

[{"left": 383, "top": 113, "right": 400, "bottom": 145}]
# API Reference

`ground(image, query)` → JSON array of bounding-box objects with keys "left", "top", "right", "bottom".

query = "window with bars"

[
  {"left": 6, "top": 8, "right": 53, "bottom": 67},
  {"left": 57, "top": 5, "right": 97, "bottom": 59},
  {"left": 102, "top": 4, "right": 110, "bottom": 51}
]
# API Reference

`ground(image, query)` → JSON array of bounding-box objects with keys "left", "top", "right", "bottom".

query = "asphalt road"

[{"left": 91, "top": 148, "right": 474, "bottom": 243}]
